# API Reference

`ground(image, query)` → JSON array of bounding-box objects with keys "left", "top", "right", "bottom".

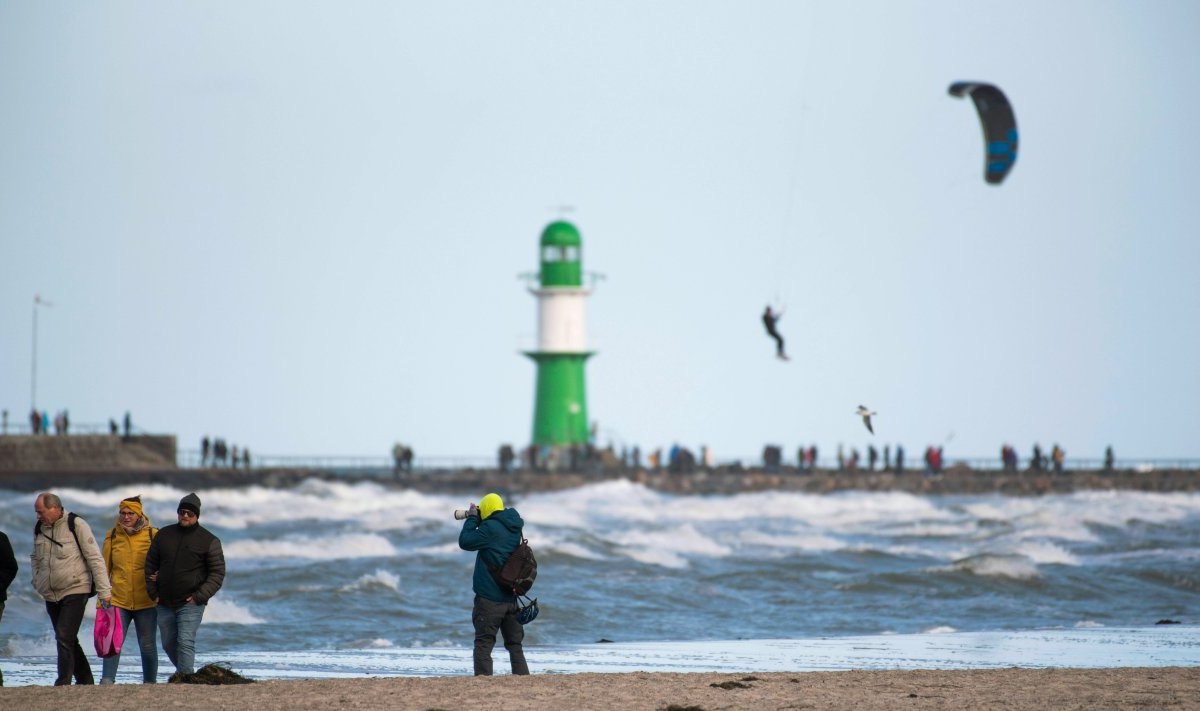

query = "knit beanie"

[
  {"left": 119, "top": 495, "right": 145, "bottom": 520},
  {"left": 479, "top": 493, "right": 504, "bottom": 521},
  {"left": 178, "top": 492, "right": 202, "bottom": 517}
]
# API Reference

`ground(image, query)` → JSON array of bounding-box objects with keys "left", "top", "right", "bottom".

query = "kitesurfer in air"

[{"left": 762, "top": 306, "right": 788, "bottom": 361}]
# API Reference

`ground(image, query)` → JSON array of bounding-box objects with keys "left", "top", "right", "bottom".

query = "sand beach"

[{"left": 1, "top": 668, "right": 1197, "bottom": 710}]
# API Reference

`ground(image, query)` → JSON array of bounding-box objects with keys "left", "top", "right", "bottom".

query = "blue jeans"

[
  {"left": 157, "top": 602, "right": 205, "bottom": 675},
  {"left": 101, "top": 607, "right": 158, "bottom": 683}
]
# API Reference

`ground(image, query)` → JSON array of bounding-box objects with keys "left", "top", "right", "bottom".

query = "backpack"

[{"left": 487, "top": 537, "right": 537, "bottom": 597}]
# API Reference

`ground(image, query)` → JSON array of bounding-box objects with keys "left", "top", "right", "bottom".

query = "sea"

[{"left": 1, "top": 478, "right": 1197, "bottom": 684}]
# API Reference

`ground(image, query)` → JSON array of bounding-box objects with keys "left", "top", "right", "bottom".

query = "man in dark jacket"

[
  {"left": 145, "top": 493, "right": 225, "bottom": 679},
  {"left": 0, "top": 529, "right": 17, "bottom": 686},
  {"left": 458, "top": 492, "right": 529, "bottom": 676}
]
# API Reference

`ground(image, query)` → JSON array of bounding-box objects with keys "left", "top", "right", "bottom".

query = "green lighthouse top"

[{"left": 539, "top": 220, "right": 582, "bottom": 287}]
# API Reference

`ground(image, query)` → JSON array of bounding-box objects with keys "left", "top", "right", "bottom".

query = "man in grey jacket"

[{"left": 32, "top": 492, "right": 112, "bottom": 685}]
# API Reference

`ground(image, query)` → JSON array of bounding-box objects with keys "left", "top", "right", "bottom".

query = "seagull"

[{"left": 856, "top": 405, "right": 876, "bottom": 435}]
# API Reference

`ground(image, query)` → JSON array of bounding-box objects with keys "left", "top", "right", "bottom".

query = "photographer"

[{"left": 457, "top": 493, "right": 529, "bottom": 676}]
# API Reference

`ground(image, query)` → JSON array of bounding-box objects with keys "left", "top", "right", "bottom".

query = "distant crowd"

[
  {"left": 1, "top": 409, "right": 137, "bottom": 439},
  {"left": 472, "top": 441, "right": 1120, "bottom": 475},
  {"left": 200, "top": 436, "right": 251, "bottom": 469}
]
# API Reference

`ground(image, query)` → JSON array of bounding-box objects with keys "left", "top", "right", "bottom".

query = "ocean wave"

[
  {"left": 205, "top": 597, "right": 266, "bottom": 624},
  {"left": 407, "top": 639, "right": 459, "bottom": 648},
  {"left": 42, "top": 482, "right": 1200, "bottom": 546},
  {"left": 339, "top": 569, "right": 402, "bottom": 593},
  {"left": 346, "top": 638, "right": 394, "bottom": 649},
  {"left": 1008, "top": 541, "right": 1078, "bottom": 566},
  {"left": 223, "top": 533, "right": 399, "bottom": 560},
  {"left": 610, "top": 523, "right": 733, "bottom": 569},
  {"left": 1, "top": 633, "right": 56, "bottom": 657},
  {"left": 734, "top": 529, "right": 845, "bottom": 553},
  {"left": 950, "top": 553, "right": 1040, "bottom": 579},
  {"left": 542, "top": 540, "right": 607, "bottom": 561}
]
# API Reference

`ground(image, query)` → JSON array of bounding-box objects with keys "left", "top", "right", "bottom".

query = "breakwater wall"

[
  {"left": 1, "top": 464, "right": 1198, "bottom": 496},
  {"left": 0, "top": 434, "right": 177, "bottom": 473}
]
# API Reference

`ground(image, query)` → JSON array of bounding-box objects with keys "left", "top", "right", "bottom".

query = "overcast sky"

[{"left": 2, "top": 2, "right": 1197, "bottom": 463}]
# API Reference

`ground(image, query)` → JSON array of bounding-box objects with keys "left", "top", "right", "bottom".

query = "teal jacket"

[{"left": 458, "top": 507, "right": 523, "bottom": 603}]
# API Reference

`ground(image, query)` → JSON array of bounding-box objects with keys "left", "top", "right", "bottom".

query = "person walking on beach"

[
  {"left": 762, "top": 306, "right": 789, "bottom": 361},
  {"left": 458, "top": 492, "right": 530, "bottom": 676},
  {"left": 145, "top": 493, "right": 225, "bottom": 681},
  {"left": 32, "top": 493, "right": 113, "bottom": 685},
  {"left": 0, "top": 528, "right": 18, "bottom": 686},
  {"left": 100, "top": 495, "right": 159, "bottom": 684}
]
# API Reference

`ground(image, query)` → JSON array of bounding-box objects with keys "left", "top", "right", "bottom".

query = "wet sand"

[{"left": 2, "top": 668, "right": 1197, "bottom": 710}]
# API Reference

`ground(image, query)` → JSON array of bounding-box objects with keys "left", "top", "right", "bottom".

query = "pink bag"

[{"left": 94, "top": 604, "right": 125, "bottom": 658}]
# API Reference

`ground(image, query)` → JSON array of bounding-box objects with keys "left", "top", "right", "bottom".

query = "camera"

[{"left": 454, "top": 509, "right": 470, "bottom": 520}]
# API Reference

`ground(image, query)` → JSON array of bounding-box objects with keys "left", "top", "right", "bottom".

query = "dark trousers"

[
  {"left": 471, "top": 595, "right": 529, "bottom": 676},
  {"left": 46, "top": 593, "right": 94, "bottom": 685},
  {"left": 767, "top": 329, "right": 785, "bottom": 356}
]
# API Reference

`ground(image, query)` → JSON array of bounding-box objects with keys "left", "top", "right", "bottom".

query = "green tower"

[{"left": 525, "top": 221, "right": 595, "bottom": 451}]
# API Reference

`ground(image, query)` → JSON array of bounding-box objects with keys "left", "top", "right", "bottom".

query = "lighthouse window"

[
  {"left": 542, "top": 245, "right": 563, "bottom": 262},
  {"left": 563, "top": 246, "right": 580, "bottom": 262}
]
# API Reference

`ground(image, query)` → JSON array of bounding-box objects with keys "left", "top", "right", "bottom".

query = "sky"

[{"left": 1, "top": 2, "right": 1198, "bottom": 463}]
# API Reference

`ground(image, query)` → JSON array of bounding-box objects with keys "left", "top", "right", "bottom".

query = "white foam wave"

[
  {"left": 610, "top": 524, "right": 732, "bottom": 569},
  {"left": 736, "top": 530, "right": 845, "bottom": 553},
  {"left": 1075, "top": 620, "right": 1105, "bottom": 628},
  {"left": 2, "top": 633, "right": 56, "bottom": 656},
  {"left": 925, "top": 626, "right": 957, "bottom": 634},
  {"left": 878, "top": 543, "right": 971, "bottom": 561},
  {"left": 411, "top": 542, "right": 463, "bottom": 556},
  {"left": 1009, "top": 541, "right": 1079, "bottom": 566},
  {"left": 347, "top": 638, "right": 395, "bottom": 649},
  {"left": 952, "top": 554, "right": 1040, "bottom": 579},
  {"left": 223, "top": 533, "right": 398, "bottom": 560},
  {"left": 28, "top": 482, "right": 1200, "bottom": 575},
  {"left": 407, "top": 638, "right": 459, "bottom": 648},
  {"left": 340, "top": 569, "right": 402, "bottom": 593},
  {"left": 52, "top": 480, "right": 1200, "bottom": 546},
  {"left": 204, "top": 597, "right": 266, "bottom": 624},
  {"left": 544, "top": 540, "right": 606, "bottom": 560},
  {"left": 49, "top": 480, "right": 463, "bottom": 532}
]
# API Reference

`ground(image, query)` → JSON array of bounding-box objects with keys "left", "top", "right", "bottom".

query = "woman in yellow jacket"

[{"left": 100, "top": 495, "right": 159, "bottom": 684}]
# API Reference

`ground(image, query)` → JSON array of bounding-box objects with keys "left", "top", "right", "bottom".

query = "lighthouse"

[{"left": 525, "top": 221, "right": 595, "bottom": 455}]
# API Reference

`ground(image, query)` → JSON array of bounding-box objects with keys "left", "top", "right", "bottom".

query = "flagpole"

[{"left": 31, "top": 294, "right": 52, "bottom": 414}]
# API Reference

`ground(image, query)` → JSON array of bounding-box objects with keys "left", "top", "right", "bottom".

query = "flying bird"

[{"left": 856, "top": 405, "right": 876, "bottom": 435}]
